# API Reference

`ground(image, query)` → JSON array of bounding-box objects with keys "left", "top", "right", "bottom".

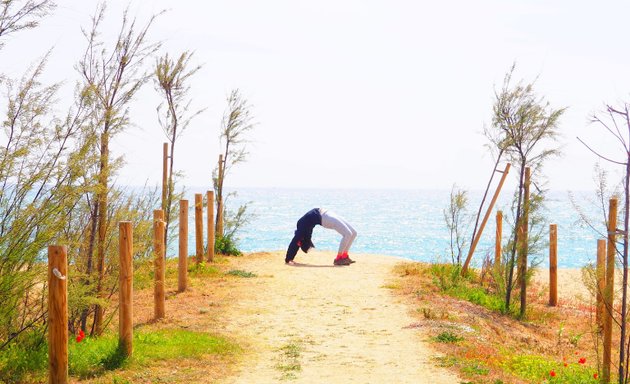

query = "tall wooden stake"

[
  {"left": 48, "top": 245, "right": 68, "bottom": 384},
  {"left": 603, "top": 198, "right": 617, "bottom": 384},
  {"left": 162, "top": 142, "right": 168, "bottom": 212},
  {"left": 154, "top": 210, "right": 166, "bottom": 319},
  {"left": 518, "top": 167, "right": 531, "bottom": 318},
  {"left": 549, "top": 224, "right": 558, "bottom": 307},
  {"left": 178, "top": 200, "right": 188, "bottom": 292},
  {"left": 462, "top": 163, "right": 511, "bottom": 275},
  {"left": 207, "top": 191, "right": 215, "bottom": 262},
  {"left": 495, "top": 211, "right": 503, "bottom": 266},
  {"left": 195, "top": 193, "right": 203, "bottom": 263},
  {"left": 596, "top": 239, "right": 606, "bottom": 329},
  {"left": 119, "top": 222, "right": 133, "bottom": 357}
]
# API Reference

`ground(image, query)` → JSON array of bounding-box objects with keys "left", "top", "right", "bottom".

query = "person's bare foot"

[{"left": 285, "top": 260, "right": 296, "bottom": 266}]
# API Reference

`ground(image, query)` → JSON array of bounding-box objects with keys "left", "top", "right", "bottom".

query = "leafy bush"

[
  {"left": 430, "top": 263, "right": 464, "bottom": 291},
  {"left": 215, "top": 235, "right": 242, "bottom": 256},
  {"left": 0, "top": 332, "right": 48, "bottom": 383}
]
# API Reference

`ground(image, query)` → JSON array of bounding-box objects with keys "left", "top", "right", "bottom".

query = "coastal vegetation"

[
  {"left": 0, "top": 2, "right": 253, "bottom": 382},
  {"left": 393, "top": 262, "right": 601, "bottom": 383}
]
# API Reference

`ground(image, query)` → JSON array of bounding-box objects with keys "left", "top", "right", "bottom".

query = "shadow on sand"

[{"left": 287, "top": 261, "right": 345, "bottom": 268}]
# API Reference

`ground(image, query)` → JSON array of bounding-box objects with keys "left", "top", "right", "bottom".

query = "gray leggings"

[{"left": 320, "top": 210, "right": 357, "bottom": 255}]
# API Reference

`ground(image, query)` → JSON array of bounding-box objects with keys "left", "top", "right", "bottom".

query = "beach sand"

[
  {"left": 532, "top": 267, "right": 592, "bottom": 304},
  {"left": 217, "top": 250, "right": 461, "bottom": 384}
]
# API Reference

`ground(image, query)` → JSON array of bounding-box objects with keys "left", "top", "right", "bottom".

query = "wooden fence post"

[
  {"left": 154, "top": 210, "right": 166, "bottom": 319},
  {"left": 207, "top": 191, "right": 215, "bottom": 262},
  {"left": 519, "top": 167, "right": 531, "bottom": 318},
  {"left": 462, "top": 163, "right": 511, "bottom": 275},
  {"left": 178, "top": 200, "right": 188, "bottom": 292},
  {"left": 596, "top": 239, "right": 606, "bottom": 329},
  {"left": 162, "top": 142, "right": 168, "bottom": 212},
  {"left": 495, "top": 211, "right": 502, "bottom": 266},
  {"left": 48, "top": 245, "right": 68, "bottom": 384},
  {"left": 195, "top": 194, "right": 203, "bottom": 263},
  {"left": 549, "top": 224, "right": 558, "bottom": 307},
  {"left": 119, "top": 222, "right": 133, "bottom": 357},
  {"left": 603, "top": 198, "right": 618, "bottom": 384}
]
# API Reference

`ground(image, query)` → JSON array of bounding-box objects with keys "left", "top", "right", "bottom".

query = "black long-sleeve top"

[{"left": 285, "top": 208, "right": 322, "bottom": 262}]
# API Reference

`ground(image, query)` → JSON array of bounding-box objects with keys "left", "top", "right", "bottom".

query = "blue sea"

[{"left": 183, "top": 188, "right": 608, "bottom": 268}]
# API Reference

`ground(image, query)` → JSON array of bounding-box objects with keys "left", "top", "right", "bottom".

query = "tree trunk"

[
  {"left": 519, "top": 167, "right": 530, "bottom": 318},
  {"left": 505, "top": 160, "right": 526, "bottom": 313},
  {"left": 81, "top": 200, "right": 99, "bottom": 332},
  {"left": 216, "top": 154, "right": 224, "bottom": 237},
  {"left": 94, "top": 132, "right": 109, "bottom": 335}
]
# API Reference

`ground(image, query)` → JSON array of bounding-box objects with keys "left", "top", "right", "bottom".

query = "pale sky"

[{"left": 2, "top": 0, "right": 630, "bottom": 191}]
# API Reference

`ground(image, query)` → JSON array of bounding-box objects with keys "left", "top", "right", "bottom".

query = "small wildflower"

[
  {"left": 594, "top": 373, "right": 598, "bottom": 379},
  {"left": 76, "top": 329, "right": 85, "bottom": 343},
  {"left": 550, "top": 370, "right": 556, "bottom": 377},
  {"left": 579, "top": 357, "right": 586, "bottom": 364},
  {"left": 563, "top": 362, "right": 568, "bottom": 367}
]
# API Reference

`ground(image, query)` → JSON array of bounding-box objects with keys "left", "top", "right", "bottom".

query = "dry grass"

[{"left": 390, "top": 262, "right": 605, "bottom": 384}]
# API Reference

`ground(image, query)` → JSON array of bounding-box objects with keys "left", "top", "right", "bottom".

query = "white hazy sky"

[{"left": 2, "top": 0, "right": 630, "bottom": 191}]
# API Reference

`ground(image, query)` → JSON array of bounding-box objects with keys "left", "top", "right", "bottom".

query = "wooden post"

[
  {"left": 549, "top": 224, "right": 558, "bottom": 307},
  {"left": 207, "top": 191, "right": 215, "bottom": 262},
  {"left": 162, "top": 142, "right": 168, "bottom": 212},
  {"left": 462, "top": 163, "right": 511, "bottom": 275},
  {"left": 154, "top": 210, "right": 166, "bottom": 319},
  {"left": 48, "top": 245, "right": 68, "bottom": 384},
  {"left": 519, "top": 167, "right": 531, "bottom": 318},
  {"left": 603, "top": 198, "right": 617, "bottom": 384},
  {"left": 216, "top": 154, "right": 224, "bottom": 238},
  {"left": 495, "top": 211, "right": 502, "bottom": 266},
  {"left": 119, "top": 222, "right": 133, "bottom": 356},
  {"left": 596, "top": 239, "right": 606, "bottom": 329},
  {"left": 195, "top": 193, "right": 203, "bottom": 264},
  {"left": 178, "top": 200, "right": 188, "bottom": 292}
]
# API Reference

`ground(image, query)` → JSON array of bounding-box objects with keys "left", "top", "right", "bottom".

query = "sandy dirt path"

[{"left": 217, "top": 251, "right": 460, "bottom": 384}]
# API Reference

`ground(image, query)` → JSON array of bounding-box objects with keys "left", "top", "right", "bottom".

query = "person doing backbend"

[{"left": 285, "top": 208, "right": 357, "bottom": 266}]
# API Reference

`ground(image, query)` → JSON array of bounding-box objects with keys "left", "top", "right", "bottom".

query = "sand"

[
  {"left": 217, "top": 250, "right": 461, "bottom": 384},
  {"left": 532, "top": 267, "right": 591, "bottom": 303}
]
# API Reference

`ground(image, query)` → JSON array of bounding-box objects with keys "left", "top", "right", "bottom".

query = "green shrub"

[
  {"left": 0, "top": 332, "right": 48, "bottom": 383},
  {"left": 430, "top": 263, "right": 463, "bottom": 291},
  {"left": 215, "top": 235, "right": 242, "bottom": 256},
  {"left": 189, "top": 262, "right": 221, "bottom": 277}
]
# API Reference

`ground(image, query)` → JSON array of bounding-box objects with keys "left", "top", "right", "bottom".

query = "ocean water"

[{"left": 184, "top": 188, "right": 607, "bottom": 269}]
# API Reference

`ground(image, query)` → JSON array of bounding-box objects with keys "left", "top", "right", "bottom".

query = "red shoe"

[{"left": 333, "top": 257, "right": 351, "bottom": 266}]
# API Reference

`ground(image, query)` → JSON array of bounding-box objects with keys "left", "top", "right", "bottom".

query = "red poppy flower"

[
  {"left": 563, "top": 362, "right": 568, "bottom": 367},
  {"left": 579, "top": 357, "right": 586, "bottom": 364},
  {"left": 594, "top": 373, "right": 599, "bottom": 379},
  {"left": 550, "top": 370, "right": 556, "bottom": 377}
]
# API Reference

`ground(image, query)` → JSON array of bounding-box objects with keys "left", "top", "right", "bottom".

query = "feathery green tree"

[
  {"left": 77, "top": 2, "right": 161, "bottom": 334},
  {"left": 485, "top": 64, "right": 565, "bottom": 316},
  {"left": 154, "top": 50, "right": 204, "bottom": 249},
  {"left": 213, "top": 89, "right": 255, "bottom": 254}
]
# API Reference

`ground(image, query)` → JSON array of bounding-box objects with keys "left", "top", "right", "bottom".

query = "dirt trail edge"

[{"left": 218, "top": 251, "right": 460, "bottom": 384}]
